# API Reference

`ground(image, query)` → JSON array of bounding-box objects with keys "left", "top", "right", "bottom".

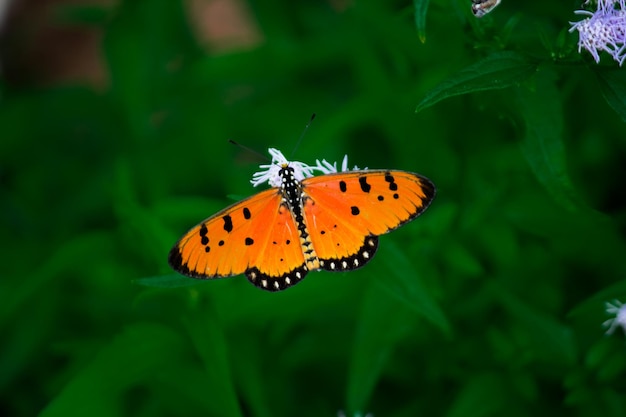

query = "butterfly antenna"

[
  {"left": 228, "top": 139, "right": 270, "bottom": 162},
  {"left": 291, "top": 113, "right": 316, "bottom": 158}
]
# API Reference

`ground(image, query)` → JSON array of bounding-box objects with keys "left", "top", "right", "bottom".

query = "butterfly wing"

[
  {"left": 168, "top": 189, "right": 308, "bottom": 291},
  {"left": 301, "top": 170, "right": 435, "bottom": 271}
]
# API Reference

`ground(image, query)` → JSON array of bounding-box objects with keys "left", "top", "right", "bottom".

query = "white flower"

[
  {"left": 250, "top": 148, "right": 356, "bottom": 188},
  {"left": 603, "top": 299, "right": 626, "bottom": 335},
  {"left": 314, "top": 154, "right": 363, "bottom": 174}
]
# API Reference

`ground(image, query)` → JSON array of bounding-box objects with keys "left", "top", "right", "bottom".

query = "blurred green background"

[{"left": 2, "top": 0, "right": 626, "bottom": 416}]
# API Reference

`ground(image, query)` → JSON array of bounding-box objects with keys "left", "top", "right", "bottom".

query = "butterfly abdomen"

[{"left": 244, "top": 165, "right": 321, "bottom": 291}]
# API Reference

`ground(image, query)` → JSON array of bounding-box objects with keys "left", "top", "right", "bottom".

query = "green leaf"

[
  {"left": 346, "top": 282, "right": 415, "bottom": 414},
  {"left": 103, "top": 0, "right": 197, "bottom": 139},
  {"left": 596, "top": 68, "right": 626, "bottom": 123},
  {"left": 347, "top": 241, "right": 449, "bottom": 413},
  {"left": 133, "top": 274, "right": 202, "bottom": 288},
  {"left": 413, "top": 0, "right": 430, "bottom": 43},
  {"left": 375, "top": 240, "right": 451, "bottom": 335},
  {"left": 416, "top": 51, "right": 537, "bottom": 113},
  {"left": 39, "top": 323, "right": 183, "bottom": 417},
  {"left": 0, "top": 232, "right": 115, "bottom": 326},
  {"left": 182, "top": 305, "right": 243, "bottom": 417},
  {"left": 515, "top": 69, "right": 586, "bottom": 212},
  {"left": 445, "top": 373, "right": 508, "bottom": 417},
  {"left": 494, "top": 284, "right": 577, "bottom": 368}
]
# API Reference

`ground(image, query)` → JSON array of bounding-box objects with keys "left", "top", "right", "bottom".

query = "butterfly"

[
  {"left": 471, "top": 0, "right": 501, "bottom": 17},
  {"left": 168, "top": 149, "right": 435, "bottom": 292}
]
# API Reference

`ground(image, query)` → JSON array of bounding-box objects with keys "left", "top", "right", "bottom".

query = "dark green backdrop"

[{"left": 2, "top": 0, "right": 626, "bottom": 416}]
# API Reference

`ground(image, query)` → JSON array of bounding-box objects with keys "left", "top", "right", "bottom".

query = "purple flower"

[{"left": 569, "top": 0, "right": 626, "bottom": 66}]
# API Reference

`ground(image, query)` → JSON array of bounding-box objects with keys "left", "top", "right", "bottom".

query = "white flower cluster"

[{"left": 250, "top": 148, "right": 361, "bottom": 188}]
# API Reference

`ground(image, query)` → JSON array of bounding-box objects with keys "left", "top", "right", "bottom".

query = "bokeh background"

[{"left": 2, "top": 0, "right": 626, "bottom": 416}]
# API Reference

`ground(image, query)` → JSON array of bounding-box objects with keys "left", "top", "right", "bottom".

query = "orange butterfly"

[{"left": 168, "top": 149, "right": 435, "bottom": 291}]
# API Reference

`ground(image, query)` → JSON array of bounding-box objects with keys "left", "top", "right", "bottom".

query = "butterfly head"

[{"left": 250, "top": 148, "right": 358, "bottom": 189}]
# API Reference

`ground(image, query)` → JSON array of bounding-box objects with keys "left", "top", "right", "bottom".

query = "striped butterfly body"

[{"left": 168, "top": 149, "right": 435, "bottom": 292}]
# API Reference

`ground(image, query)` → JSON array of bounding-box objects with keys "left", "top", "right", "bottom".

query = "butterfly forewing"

[
  {"left": 301, "top": 170, "right": 435, "bottom": 270},
  {"left": 168, "top": 189, "right": 305, "bottom": 280}
]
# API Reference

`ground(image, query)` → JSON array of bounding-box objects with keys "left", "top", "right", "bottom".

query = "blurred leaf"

[
  {"left": 39, "top": 323, "right": 183, "bottom": 417},
  {"left": 133, "top": 274, "right": 202, "bottom": 288},
  {"left": 229, "top": 335, "right": 273, "bottom": 417},
  {"left": 413, "top": 0, "right": 430, "bottom": 43},
  {"left": 442, "top": 241, "right": 484, "bottom": 277},
  {"left": 445, "top": 373, "right": 508, "bottom": 417},
  {"left": 0, "top": 232, "right": 115, "bottom": 326},
  {"left": 495, "top": 284, "right": 577, "bottom": 368},
  {"left": 346, "top": 282, "right": 415, "bottom": 414},
  {"left": 586, "top": 338, "right": 625, "bottom": 376},
  {"left": 516, "top": 69, "right": 586, "bottom": 212},
  {"left": 376, "top": 240, "right": 451, "bottom": 335},
  {"left": 103, "top": 0, "right": 197, "bottom": 139},
  {"left": 182, "top": 302, "right": 243, "bottom": 417},
  {"left": 416, "top": 51, "right": 537, "bottom": 113},
  {"left": 596, "top": 69, "right": 626, "bottom": 123}
]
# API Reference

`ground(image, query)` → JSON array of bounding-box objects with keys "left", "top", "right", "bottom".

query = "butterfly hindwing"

[
  {"left": 243, "top": 202, "right": 310, "bottom": 291},
  {"left": 168, "top": 189, "right": 307, "bottom": 290},
  {"left": 301, "top": 170, "right": 435, "bottom": 271}
]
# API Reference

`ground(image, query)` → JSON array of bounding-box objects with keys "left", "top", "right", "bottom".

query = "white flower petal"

[{"left": 251, "top": 149, "right": 356, "bottom": 187}]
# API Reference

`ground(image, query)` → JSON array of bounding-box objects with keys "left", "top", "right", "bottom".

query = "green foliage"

[
  {"left": 2, "top": 0, "right": 626, "bottom": 416},
  {"left": 415, "top": 51, "right": 538, "bottom": 113}
]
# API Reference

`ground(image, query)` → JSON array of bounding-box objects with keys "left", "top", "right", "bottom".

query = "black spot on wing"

[
  {"left": 243, "top": 207, "right": 251, "bottom": 219},
  {"left": 383, "top": 173, "right": 437, "bottom": 228},
  {"left": 339, "top": 181, "right": 347, "bottom": 192},
  {"left": 199, "top": 224, "right": 210, "bottom": 250},
  {"left": 359, "top": 176, "right": 371, "bottom": 193},
  {"left": 351, "top": 206, "right": 360, "bottom": 215},
  {"left": 385, "top": 173, "right": 398, "bottom": 191},
  {"left": 223, "top": 215, "right": 233, "bottom": 232}
]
